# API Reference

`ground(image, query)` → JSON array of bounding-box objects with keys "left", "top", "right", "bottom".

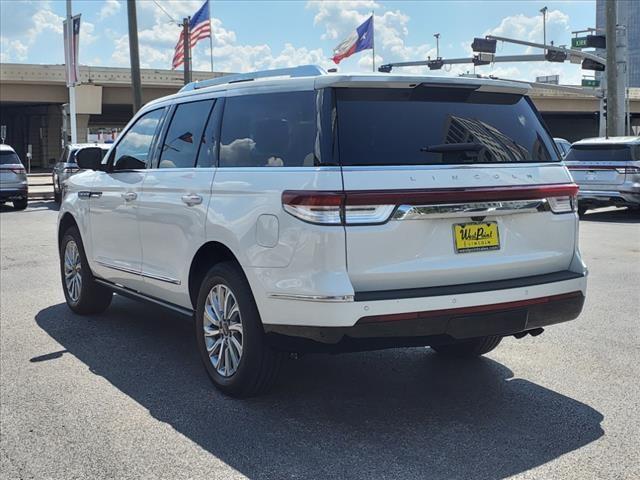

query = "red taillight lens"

[
  {"left": 282, "top": 184, "right": 580, "bottom": 225},
  {"left": 282, "top": 191, "right": 396, "bottom": 225},
  {"left": 282, "top": 191, "right": 344, "bottom": 225},
  {"left": 9, "top": 167, "right": 25, "bottom": 175},
  {"left": 615, "top": 166, "right": 640, "bottom": 174}
]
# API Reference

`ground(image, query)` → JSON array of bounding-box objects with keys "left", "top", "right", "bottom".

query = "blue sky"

[{"left": 0, "top": 0, "right": 596, "bottom": 84}]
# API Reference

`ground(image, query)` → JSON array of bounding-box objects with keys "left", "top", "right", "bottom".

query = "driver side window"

[{"left": 112, "top": 108, "right": 165, "bottom": 170}]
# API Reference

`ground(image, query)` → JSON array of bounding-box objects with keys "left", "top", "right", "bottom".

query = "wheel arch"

[
  {"left": 188, "top": 241, "right": 244, "bottom": 309},
  {"left": 58, "top": 212, "right": 79, "bottom": 247}
]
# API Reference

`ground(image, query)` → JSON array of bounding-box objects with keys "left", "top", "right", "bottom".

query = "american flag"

[{"left": 172, "top": 0, "right": 211, "bottom": 70}]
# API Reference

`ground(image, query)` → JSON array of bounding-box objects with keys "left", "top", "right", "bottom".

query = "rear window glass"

[
  {"left": 565, "top": 144, "right": 637, "bottom": 162},
  {"left": 220, "top": 91, "right": 316, "bottom": 167},
  {"left": 0, "top": 151, "right": 21, "bottom": 165},
  {"left": 335, "top": 87, "right": 557, "bottom": 166}
]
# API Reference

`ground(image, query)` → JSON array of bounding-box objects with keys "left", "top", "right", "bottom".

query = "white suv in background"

[{"left": 58, "top": 66, "right": 588, "bottom": 397}]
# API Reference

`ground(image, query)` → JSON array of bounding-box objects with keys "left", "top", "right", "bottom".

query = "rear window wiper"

[{"left": 420, "top": 142, "right": 484, "bottom": 153}]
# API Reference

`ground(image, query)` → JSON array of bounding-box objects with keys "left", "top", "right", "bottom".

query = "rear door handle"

[
  {"left": 181, "top": 194, "right": 203, "bottom": 206},
  {"left": 121, "top": 192, "right": 137, "bottom": 202}
]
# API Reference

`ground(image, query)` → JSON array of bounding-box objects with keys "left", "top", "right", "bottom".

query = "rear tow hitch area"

[{"left": 513, "top": 328, "right": 544, "bottom": 339}]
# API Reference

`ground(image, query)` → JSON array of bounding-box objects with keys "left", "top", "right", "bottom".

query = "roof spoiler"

[{"left": 179, "top": 65, "right": 327, "bottom": 92}]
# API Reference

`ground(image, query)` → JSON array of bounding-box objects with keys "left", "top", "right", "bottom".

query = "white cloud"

[
  {"left": 485, "top": 10, "right": 571, "bottom": 48},
  {"left": 98, "top": 0, "right": 121, "bottom": 21}
]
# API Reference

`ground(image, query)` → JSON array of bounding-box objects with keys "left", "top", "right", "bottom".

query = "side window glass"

[
  {"left": 219, "top": 91, "right": 316, "bottom": 167},
  {"left": 196, "top": 100, "right": 223, "bottom": 168},
  {"left": 112, "top": 109, "right": 164, "bottom": 171},
  {"left": 159, "top": 99, "right": 214, "bottom": 169}
]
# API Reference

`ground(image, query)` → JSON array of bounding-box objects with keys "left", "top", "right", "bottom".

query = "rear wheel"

[
  {"left": 60, "top": 227, "right": 112, "bottom": 314},
  {"left": 196, "top": 262, "right": 282, "bottom": 397},
  {"left": 431, "top": 335, "right": 502, "bottom": 358}
]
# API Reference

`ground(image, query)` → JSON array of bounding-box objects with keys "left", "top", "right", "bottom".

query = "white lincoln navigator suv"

[{"left": 58, "top": 66, "right": 588, "bottom": 397}]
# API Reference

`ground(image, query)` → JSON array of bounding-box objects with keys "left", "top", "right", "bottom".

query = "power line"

[{"left": 152, "top": 0, "right": 180, "bottom": 25}]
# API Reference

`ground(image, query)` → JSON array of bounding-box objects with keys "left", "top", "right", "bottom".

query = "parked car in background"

[
  {"left": 0, "top": 144, "right": 28, "bottom": 210},
  {"left": 52, "top": 143, "right": 110, "bottom": 203},
  {"left": 57, "top": 66, "right": 587, "bottom": 397},
  {"left": 554, "top": 138, "right": 572, "bottom": 158},
  {"left": 564, "top": 137, "right": 640, "bottom": 215}
]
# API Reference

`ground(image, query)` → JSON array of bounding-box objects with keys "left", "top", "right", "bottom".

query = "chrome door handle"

[
  {"left": 121, "top": 192, "right": 137, "bottom": 202},
  {"left": 181, "top": 194, "right": 203, "bottom": 206}
]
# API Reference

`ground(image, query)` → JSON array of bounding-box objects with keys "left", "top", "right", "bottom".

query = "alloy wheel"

[
  {"left": 64, "top": 240, "right": 82, "bottom": 302},
  {"left": 203, "top": 284, "right": 243, "bottom": 377}
]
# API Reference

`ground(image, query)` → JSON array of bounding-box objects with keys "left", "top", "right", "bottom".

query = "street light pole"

[
  {"left": 434, "top": 33, "right": 440, "bottom": 58},
  {"left": 605, "top": 0, "right": 620, "bottom": 136},
  {"left": 127, "top": 0, "right": 142, "bottom": 113},
  {"left": 65, "top": 0, "right": 77, "bottom": 144},
  {"left": 540, "top": 6, "right": 548, "bottom": 53}
]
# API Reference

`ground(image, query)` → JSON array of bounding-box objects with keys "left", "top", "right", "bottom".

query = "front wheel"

[
  {"left": 196, "top": 262, "right": 282, "bottom": 397},
  {"left": 13, "top": 198, "right": 27, "bottom": 210},
  {"left": 431, "top": 335, "right": 502, "bottom": 358},
  {"left": 60, "top": 227, "right": 113, "bottom": 314}
]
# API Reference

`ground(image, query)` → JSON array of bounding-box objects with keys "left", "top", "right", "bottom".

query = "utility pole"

[
  {"left": 65, "top": 0, "right": 77, "bottom": 144},
  {"left": 127, "top": 0, "right": 142, "bottom": 113},
  {"left": 183, "top": 18, "right": 192, "bottom": 84},
  {"left": 605, "top": 0, "right": 619, "bottom": 136},
  {"left": 540, "top": 7, "right": 548, "bottom": 53}
]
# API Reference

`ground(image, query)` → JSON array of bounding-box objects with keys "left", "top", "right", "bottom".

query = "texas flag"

[{"left": 332, "top": 15, "right": 374, "bottom": 64}]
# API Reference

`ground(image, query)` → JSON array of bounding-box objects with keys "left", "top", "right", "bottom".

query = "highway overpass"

[{"left": 1, "top": 63, "right": 638, "bottom": 169}]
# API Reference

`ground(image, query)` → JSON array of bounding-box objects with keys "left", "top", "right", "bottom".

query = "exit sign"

[
  {"left": 572, "top": 37, "right": 588, "bottom": 49},
  {"left": 582, "top": 79, "right": 600, "bottom": 87}
]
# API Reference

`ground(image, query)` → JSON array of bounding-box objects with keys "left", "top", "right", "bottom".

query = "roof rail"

[{"left": 179, "top": 65, "right": 326, "bottom": 92}]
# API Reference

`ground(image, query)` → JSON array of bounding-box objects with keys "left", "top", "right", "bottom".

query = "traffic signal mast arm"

[
  {"left": 378, "top": 35, "right": 605, "bottom": 73},
  {"left": 485, "top": 35, "right": 605, "bottom": 66}
]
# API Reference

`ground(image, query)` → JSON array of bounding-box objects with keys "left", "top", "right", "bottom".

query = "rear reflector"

[
  {"left": 358, "top": 291, "right": 584, "bottom": 324},
  {"left": 283, "top": 184, "right": 578, "bottom": 225}
]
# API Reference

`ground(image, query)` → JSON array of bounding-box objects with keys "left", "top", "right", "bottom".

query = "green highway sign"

[
  {"left": 582, "top": 79, "right": 600, "bottom": 87},
  {"left": 572, "top": 37, "right": 588, "bottom": 49}
]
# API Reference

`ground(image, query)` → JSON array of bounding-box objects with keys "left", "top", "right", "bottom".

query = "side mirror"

[{"left": 76, "top": 147, "right": 105, "bottom": 170}]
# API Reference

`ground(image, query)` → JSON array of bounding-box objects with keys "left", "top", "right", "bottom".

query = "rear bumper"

[
  {"left": 265, "top": 290, "right": 585, "bottom": 352},
  {"left": 0, "top": 187, "right": 28, "bottom": 201},
  {"left": 578, "top": 187, "right": 640, "bottom": 207},
  {"left": 261, "top": 270, "right": 587, "bottom": 352}
]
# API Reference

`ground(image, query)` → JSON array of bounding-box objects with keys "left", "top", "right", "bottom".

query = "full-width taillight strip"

[{"left": 282, "top": 184, "right": 578, "bottom": 225}]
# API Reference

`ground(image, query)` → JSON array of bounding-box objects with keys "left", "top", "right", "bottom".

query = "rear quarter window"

[{"left": 219, "top": 91, "right": 316, "bottom": 167}]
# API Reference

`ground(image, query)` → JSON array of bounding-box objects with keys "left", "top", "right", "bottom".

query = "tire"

[
  {"left": 431, "top": 335, "right": 502, "bottom": 358},
  {"left": 60, "top": 227, "right": 113, "bottom": 315},
  {"left": 13, "top": 198, "right": 27, "bottom": 210},
  {"left": 195, "top": 261, "right": 282, "bottom": 397}
]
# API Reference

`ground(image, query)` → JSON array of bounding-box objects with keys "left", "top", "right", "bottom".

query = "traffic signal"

[
  {"left": 545, "top": 50, "right": 567, "bottom": 62},
  {"left": 471, "top": 38, "right": 497, "bottom": 54},
  {"left": 602, "top": 97, "right": 607, "bottom": 118},
  {"left": 427, "top": 59, "right": 444, "bottom": 70},
  {"left": 586, "top": 35, "right": 606, "bottom": 49},
  {"left": 582, "top": 58, "right": 605, "bottom": 71},
  {"left": 378, "top": 64, "right": 393, "bottom": 73},
  {"left": 473, "top": 53, "right": 494, "bottom": 66}
]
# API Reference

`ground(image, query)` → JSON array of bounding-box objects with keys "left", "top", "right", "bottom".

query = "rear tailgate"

[
  {"left": 335, "top": 85, "right": 577, "bottom": 294},
  {"left": 565, "top": 144, "right": 634, "bottom": 186}
]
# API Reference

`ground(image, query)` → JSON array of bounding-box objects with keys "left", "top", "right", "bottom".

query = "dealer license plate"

[{"left": 453, "top": 222, "right": 500, "bottom": 253}]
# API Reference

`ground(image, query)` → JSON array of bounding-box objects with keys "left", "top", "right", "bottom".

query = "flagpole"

[
  {"left": 208, "top": 0, "right": 214, "bottom": 73},
  {"left": 371, "top": 11, "right": 375, "bottom": 72}
]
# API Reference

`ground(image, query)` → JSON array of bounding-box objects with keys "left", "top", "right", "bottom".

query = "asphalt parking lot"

[{"left": 1, "top": 201, "right": 639, "bottom": 480}]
